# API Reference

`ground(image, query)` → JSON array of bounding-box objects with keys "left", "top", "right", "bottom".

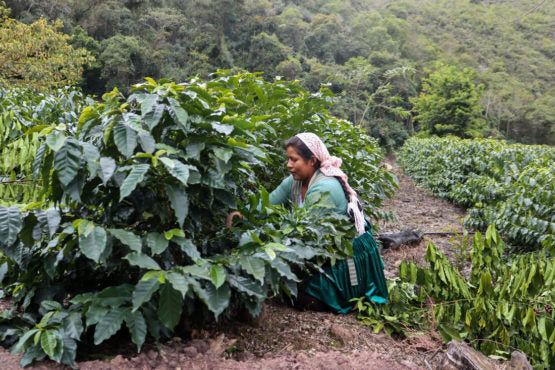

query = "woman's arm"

[{"left": 268, "top": 175, "right": 294, "bottom": 206}]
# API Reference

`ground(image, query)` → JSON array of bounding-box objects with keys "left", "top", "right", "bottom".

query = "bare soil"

[{"left": 0, "top": 159, "right": 468, "bottom": 369}]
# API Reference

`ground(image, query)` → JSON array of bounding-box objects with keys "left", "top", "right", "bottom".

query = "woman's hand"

[{"left": 226, "top": 211, "right": 243, "bottom": 228}]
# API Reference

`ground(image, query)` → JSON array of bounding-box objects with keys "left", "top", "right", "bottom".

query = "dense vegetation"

[
  {"left": 0, "top": 74, "right": 397, "bottom": 366},
  {"left": 354, "top": 226, "right": 555, "bottom": 366},
  {"left": 0, "top": 0, "right": 553, "bottom": 367},
  {"left": 0, "top": 7, "right": 93, "bottom": 90},
  {"left": 0, "top": 88, "right": 94, "bottom": 207},
  {"left": 398, "top": 137, "right": 554, "bottom": 254},
  {"left": 4, "top": 0, "right": 554, "bottom": 146}
]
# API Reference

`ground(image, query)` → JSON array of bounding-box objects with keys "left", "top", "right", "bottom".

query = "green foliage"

[
  {"left": 5, "top": 0, "right": 553, "bottom": 145},
  {"left": 332, "top": 62, "right": 415, "bottom": 150},
  {"left": 398, "top": 137, "right": 554, "bottom": 253},
  {"left": 0, "top": 7, "right": 94, "bottom": 90},
  {"left": 0, "top": 87, "right": 94, "bottom": 207},
  {"left": 353, "top": 226, "right": 555, "bottom": 366},
  {"left": 99, "top": 35, "right": 152, "bottom": 91},
  {"left": 412, "top": 64, "right": 485, "bottom": 138},
  {"left": 248, "top": 32, "right": 292, "bottom": 78},
  {"left": 0, "top": 73, "right": 397, "bottom": 366}
]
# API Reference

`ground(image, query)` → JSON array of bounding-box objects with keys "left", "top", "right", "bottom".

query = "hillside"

[{"left": 5, "top": 0, "right": 554, "bottom": 145}]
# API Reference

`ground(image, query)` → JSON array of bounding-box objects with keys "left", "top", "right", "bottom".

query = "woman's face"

[{"left": 286, "top": 146, "right": 317, "bottom": 183}]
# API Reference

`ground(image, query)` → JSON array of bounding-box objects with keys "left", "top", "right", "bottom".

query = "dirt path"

[
  {"left": 0, "top": 160, "right": 468, "bottom": 369},
  {"left": 377, "top": 158, "right": 468, "bottom": 277}
]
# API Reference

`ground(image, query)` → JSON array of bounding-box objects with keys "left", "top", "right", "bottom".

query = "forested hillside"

[{"left": 5, "top": 0, "right": 553, "bottom": 146}]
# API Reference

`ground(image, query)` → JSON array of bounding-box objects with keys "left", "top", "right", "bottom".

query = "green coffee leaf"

[
  {"left": 239, "top": 256, "right": 265, "bottom": 283},
  {"left": 165, "top": 185, "right": 189, "bottom": 228},
  {"left": 45, "top": 130, "right": 66, "bottom": 152},
  {"left": 147, "top": 232, "right": 169, "bottom": 255},
  {"left": 164, "top": 228, "right": 185, "bottom": 240},
  {"left": 11, "top": 328, "right": 39, "bottom": 354},
  {"left": 0, "top": 206, "right": 23, "bottom": 246},
  {"left": 163, "top": 159, "right": 192, "bottom": 186},
  {"left": 157, "top": 283, "right": 183, "bottom": 330},
  {"left": 93, "top": 307, "right": 125, "bottom": 345},
  {"left": 119, "top": 164, "right": 150, "bottom": 201},
  {"left": 78, "top": 226, "right": 107, "bottom": 263},
  {"left": 99, "top": 157, "right": 116, "bottom": 185},
  {"left": 194, "top": 283, "right": 230, "bottom": 320},
  {"left": 62, "top": 313, "right": 83, "bottom": 340},
  {"left": 182, "top": 264, "right": 211, "bottom": 280},
  {"left": 166, "top": 271, "right": 190, "bottom": 297},
  {"left": 132, "top": 278, "right": 160, "bottom": 311},
  {"left": 41, "top": 300, "right": 62, "bottom": 311},
  {"left": 53, "top": 137, "right": 81, "bottom": 187},
  {"left": 168, "top": 98, "right": 189, "bottom": 132},
  {"left": 20, "top": 344, "right": 45, "bottom": 367},
  {"left": 113, "top": 122, "right": 138, "bottom": 158},
  {"left": 125, "top": 309, "right": 147, "bottom": 352},
  {"left": 97, "top": 285, "right": 133, "bottom": 306},
  {"left": 124, "top": 253, "right": 161, "bottom": 270},
  {"left": 81, "top": 142, "right": 100, "bottom": 178},
  {"left": 40, "top": 330, "right": 58, "bottom": 359},
  {"left": 211, "top": 122, "right": 234, "bottom": 135},
  {"left": 138, "top": 131, "right": 155, "bottom": 153},
  {"left": 212, "top": 147, "right": 233, "bottom": 163},
  {"left": 265, "top": 242, "right": 291, "bottom": 252},
  {"left": 174, "top": 238, "right": 200, "bottom": 260},
  {"left": 60, "top": 336, "right": 77, "bottom": 366},
  {"left": 109, "top": 229, "right": 142, "bottom": 253},
  {"left": 210, "top": 265, "right": 226, "bottom": 289},
  {"left": 143, "top": 103, "right": 165, "bottom": 130},
  {"left": 226, "top": 274, "right": 265, "bottom": 299}
]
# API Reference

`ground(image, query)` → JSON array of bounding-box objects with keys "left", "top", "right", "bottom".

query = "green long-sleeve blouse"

[{"left": 269, "top": 170, "right": 348, "bottom": 214}]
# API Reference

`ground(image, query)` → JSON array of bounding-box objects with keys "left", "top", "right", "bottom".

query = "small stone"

[
  {"left": 189, "top": 339, "right": 210, "bottom": 354},
  {"left": 401, "top": 360, "right": 420, "bottom": 369},
  {"left": 330, "top": 324, "right": 354, "bottom": 345},
  {"left": 182, "top": 346, "right": 198, "bottom": 357},
  {"left": 507, "top": 351, "right": 532, "bottom": 370},
  {"left": 146, "top": 350, "right": 158, "bottom": 360},
  {"left": 170, "top": 336, "right": 182, "bottom": 344},
  {"left": 236, "top": 351, "right": 255, "bottom": 362},
  {"left": 110, "top": 354, "right": 127, "bottom": 366}
]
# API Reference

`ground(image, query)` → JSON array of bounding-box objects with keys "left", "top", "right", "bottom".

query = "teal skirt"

[{"left": 301, "top": 228, "right": 388, "bottom": 314}]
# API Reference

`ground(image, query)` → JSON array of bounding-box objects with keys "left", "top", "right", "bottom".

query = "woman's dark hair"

[{"left": 284, "top": 136, "right": 321, "bottom": 169}]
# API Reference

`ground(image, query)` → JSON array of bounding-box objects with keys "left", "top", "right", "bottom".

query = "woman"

[{"left": 228, "top": 132, "right": 388, "bottom": 313}]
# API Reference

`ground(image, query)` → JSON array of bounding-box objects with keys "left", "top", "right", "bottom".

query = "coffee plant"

[
  {"left": 0, "top": 72, "right": 397, "bottom": 366},
  {"left": 398, "top": 137, "right": 554, "bottom": 253},
  {"left": 0, "top": 87, "right": 93, "bottom": 207},
  {"left": 353, "top": 226, "right": 555, "bottom": 367}
]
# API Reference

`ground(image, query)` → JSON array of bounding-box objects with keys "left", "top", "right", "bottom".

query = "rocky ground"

[{"left": 0, "top": 159, "right": 469, "bottom": 369}]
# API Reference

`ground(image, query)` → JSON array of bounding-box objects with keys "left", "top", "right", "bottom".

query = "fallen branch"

[{"left": 376, "top": 229, "right": 476, "bottom": 249}]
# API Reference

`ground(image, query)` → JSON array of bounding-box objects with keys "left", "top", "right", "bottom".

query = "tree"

[
  {"left": 412, "top": 64, "right": 485, "bottom": 138},
  {"left": 99, "top": 34, "right": 150, "bottom": 91},
  {"left": 0, "top": 6, "right": 93, "bottom": 90},
  {"left": 276, "top": 57, "right": 302, "bottom": 80},
  {"left": 275, "top": 7, "right": 307, "bottom": 51},
  {"left": 304, "top": 14, "right": 347, "bottom": 64},
  {"left": 248, "top": 32, "right": 291, "bottom": 79}
]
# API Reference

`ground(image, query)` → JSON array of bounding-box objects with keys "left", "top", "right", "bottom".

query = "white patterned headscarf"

[{"left": 296, "top": 132, "right": 366, "bottom": 235}]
